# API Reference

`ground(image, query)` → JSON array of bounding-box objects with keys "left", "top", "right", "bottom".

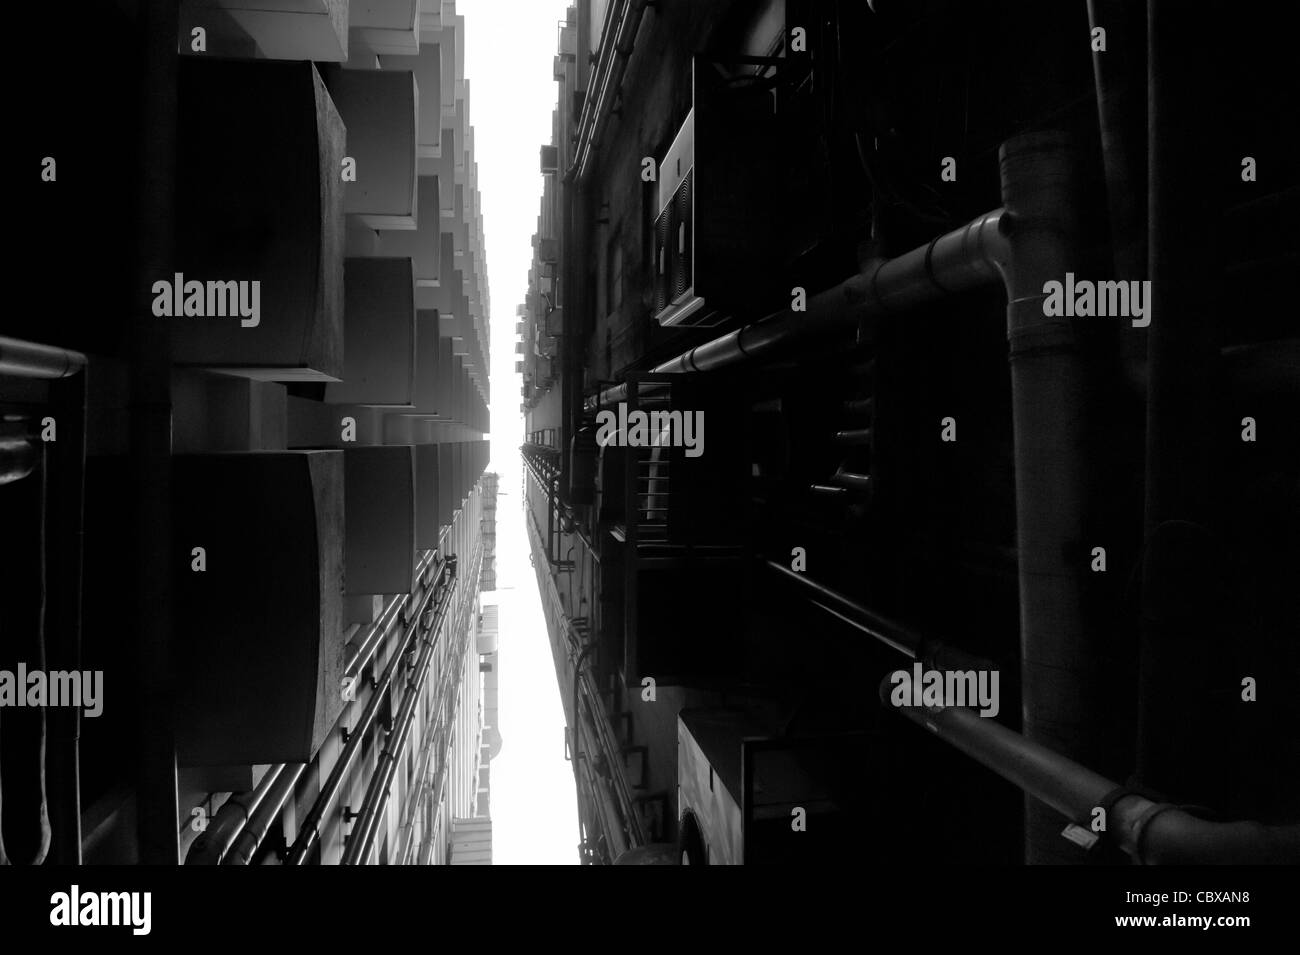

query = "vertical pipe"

[
  {"left": 1086, "top": 0, "right": 1148, "bottom": 386},
  {"left": 0, "top": 434, "right": 52, "bottom": 865},
  {"left": 547, "top": 473, "right": 556, "bottom": 564},
  {"left": 1086, "top": 0, "right": 1148, "bottom": 284},
  {"left": 45, "top": 370, "right": 88, "bottom": 864},
  {"left": 559, "top": 185, "right": 585, "bottom": 506},
  {"left": 1137, "top": 0, "right": 1224, "bottom": 805},
  {"left": 132, "top": 0, "right": 180, "bottom": 864},
  {"left": 1000, "top": 132, "right": 1098, "bottom": 864},
  {"left": 0, "top": 347, "right": 87, "bottom": 865}
]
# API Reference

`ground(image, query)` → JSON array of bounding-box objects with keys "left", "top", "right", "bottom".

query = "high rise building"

[
  {"left": 520, "top": 0, "right": 1299, "bottom": 865},
  {"left": 1, "top": 0, "right": 495, "bottom": 866}
]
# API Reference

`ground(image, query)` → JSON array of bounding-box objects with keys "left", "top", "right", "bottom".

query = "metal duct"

[
  {"left": 0, "top": 337, "right": 88, "bottom": 865},
  {"left": 0, "top": 434, "right": 37, "bottom": 486},
  {"left": 881, "top": 671, "right": 1300, "bottom": 864},
  {"left": 588, "top": 131, "right": 1104, "bottom": 864},
  {"left": 283, "top": 557, "right": 454, "bottom": 865},
  {"left": 184, "top": 765, "right": 285, "bottom": 865},
  {"left": 589, "top": 207, "right": 1009, "bottom": 409},
  {"left": 997, "top": 132, "right": 1100, "bottom": 864},
  {"left": 0, "top": 338, "right": 87, "bottom": 380},
  {"left": 340, "top": 578, "right": 455, "bottom": 865},
  {"left": 569, "top": 0, "right": 651, "bottom": 184},
  {"left": 222, "top": 763, "right": 306, "bottom": 866}
]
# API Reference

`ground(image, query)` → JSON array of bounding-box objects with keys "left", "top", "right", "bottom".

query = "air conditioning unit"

[
  {"left": 652, "top": 58, "right": 820, "bottom": 327},
  {"left": 676, "top": 710, "right": 875, "bottom": 865},
  {"left": 559, "top": 25, "right": 577, "bottom": 58},
  {"left": 544, "top": 306, "right": 564, "bottom": 336},
  {"left": 569, "top": 425, "right": 598, "bottom": 507},
  {"left": 653, "top": 116, "right": 696, "bottom": 324},
  {"left": 540, "top": 144, "right": 559, "bottom": 174}
]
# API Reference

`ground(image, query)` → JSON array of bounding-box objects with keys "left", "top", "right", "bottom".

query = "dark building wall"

[{"left": 521, "top": 0, "right": 1300, "bottom": 865}]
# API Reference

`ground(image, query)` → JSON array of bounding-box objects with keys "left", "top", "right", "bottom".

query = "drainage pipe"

[
  {"left": 567, "top": 643, "right": 629, "bottom": 856},
  {"left": 395, "top": 666, "right": 454, "bottom": 864},
  {"left": 590, "top": 132, "right": 1099, "bottom": 865},
  {"left": 1086, "top": 0, "right": 1148, "bottom": 390},
  {"left": 577, "top": 663, "right": 643, "bottom": 852},
  {"left": 341, "top": 580, "right": 454, "bottom": 865},
  {"left": 343, "top": 552, "right": 442, "bottom": 680},
  {"left": 548, "top": 543, "right": 639, "bottom": 854},
  {"left": 0, "top": 341, "right": 88, "bottom": 864},
  {"left": 213, "top": 554, "right": 443, "bottom": 866},
  {"left": 222, "top": 763, "right": 306, "bottom": 866},
  {"left": 0, "top": 337, "right": 87, "bottom": 379},
  {"left": 340, "top": 542, "right": 478, "bottom": 865},
  {"left": 185, "top": 764, "right": 285, "bottom": 865},
  {"left": 765, "top": 559, "right": 920, "bottom": 657},
  {"left": 283, "top": 558, "right": 454, "bottom": 865},
  {"left": 569, "top": 0, "right": 651, "bottom": 184},
  {"left": 0, "top": 431, "right": 51, "bottom": 865},
  {"left": 588, "top": 207, "right": 1009, "bottom": 409},
  {"left": 44, "top": 374, "right": 90, "bottom": 867},
  {"left": 880, "top": 672, "right": 1299, "bottom": 864},
  {"left": 765, "top": 559, "right": 1007, "bottom": 680},
  {"left": 997, "top": 132, "right": 1101, "bottom": 864}
]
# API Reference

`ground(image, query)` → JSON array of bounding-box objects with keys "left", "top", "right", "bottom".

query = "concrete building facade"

[{"left": 1, "top": 0, "right": 496, "bottom": 866}]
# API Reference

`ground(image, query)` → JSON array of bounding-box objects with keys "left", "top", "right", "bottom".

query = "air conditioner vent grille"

[{"left": 672, "top": 169, "right": 693, "bottom": 300}]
